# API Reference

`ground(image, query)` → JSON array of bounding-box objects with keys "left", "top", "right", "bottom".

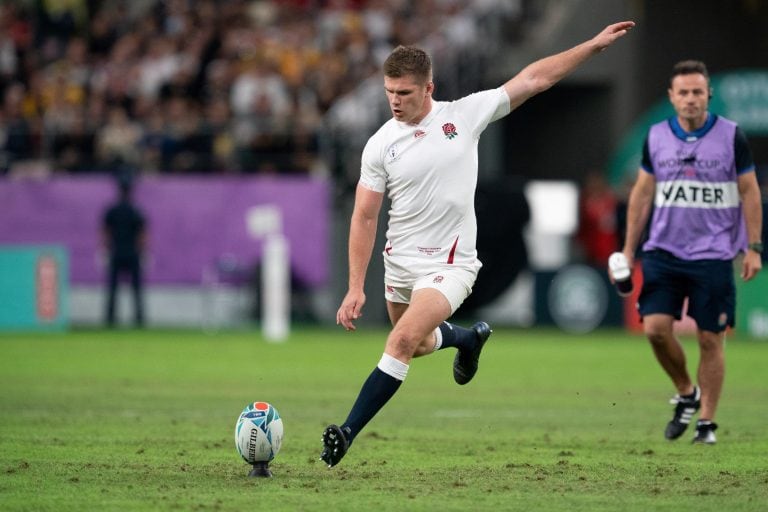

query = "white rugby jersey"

[{"left": 359, "top": 87, "right": 511, "bottom": 285}]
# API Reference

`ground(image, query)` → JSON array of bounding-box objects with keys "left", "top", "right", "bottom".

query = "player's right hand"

[{"left": 337, "top": 290, "right": 366, "bottom": 331}]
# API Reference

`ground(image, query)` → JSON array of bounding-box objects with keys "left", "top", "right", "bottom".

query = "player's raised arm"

[{"left": 503, "top": 21, "right": 635, "bottom": 110}]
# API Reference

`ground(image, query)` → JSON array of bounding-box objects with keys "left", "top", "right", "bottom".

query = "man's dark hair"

[
  {"left": 383, "top": 46, "right": 432, "bottom": 83},
  {"left": 670, "top": 60, "right": 710, "bottom": 86}
]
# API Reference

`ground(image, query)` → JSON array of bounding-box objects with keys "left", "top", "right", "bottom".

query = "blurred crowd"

[{"left": 0, "top": 0, "right": 522, "bottom": 177}]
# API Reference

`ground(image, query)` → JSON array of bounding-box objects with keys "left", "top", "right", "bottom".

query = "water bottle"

[{"left": 608, "top": 252, "right": 633, "bottom": 297}]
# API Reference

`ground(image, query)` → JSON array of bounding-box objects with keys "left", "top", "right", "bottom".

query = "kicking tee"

[
  {"left": 641, "top": 113, "right": 755, "bottom": 260},
  {"left": 359, "top": 87, "right": 511, "bottom": 285}
]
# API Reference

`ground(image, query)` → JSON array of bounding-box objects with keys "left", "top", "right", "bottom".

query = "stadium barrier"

[{"left": 0, "top": 176, "right": 329, "bottom": 329}]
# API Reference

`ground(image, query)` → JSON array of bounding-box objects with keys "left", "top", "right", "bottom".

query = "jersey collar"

[
  {"left": 668, "top": 112, "right": 718, "bottom": 142},
  {"left": 398, "top": 102, "right": 442, "bottom": 129}
]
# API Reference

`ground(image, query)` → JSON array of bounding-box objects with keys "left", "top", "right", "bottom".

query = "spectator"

[
  {"left": 1, "top": 83, "right": 34, "bottom": 173},
  {"left": 52, "top": 109, "right": 95, "bottom": 172},
  {"left": 577, "top": 170, "right": 619, "bottom": 266},
  {"left": 5, "top": 0, "right": 520, "bottom": 175},
  {"left": 96, "top": 106, "right": 143, "bottom": 170}
]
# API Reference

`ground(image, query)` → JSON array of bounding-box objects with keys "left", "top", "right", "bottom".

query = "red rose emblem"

[{"left": 442, "top": 123, "right": 458, "bottom": 140}]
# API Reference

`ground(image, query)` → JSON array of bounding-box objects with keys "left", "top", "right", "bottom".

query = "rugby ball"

[{"left": 234, "top": 401, "right": 283, "bottom": 463}]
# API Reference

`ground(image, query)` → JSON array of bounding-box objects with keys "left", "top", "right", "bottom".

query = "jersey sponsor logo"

[
  {"left": 654, "top": 180, "right": 739, "bottom": 209},
  {"left": 414, "top": 129, "right": 426, "bottom": 139},
  {"left": 442, "top": 122, "right": 458, "bottom": 140}
]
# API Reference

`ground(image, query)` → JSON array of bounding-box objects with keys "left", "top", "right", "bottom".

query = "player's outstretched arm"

[{"left": 503, "top": 20, "right": 635, "bottom": 110}]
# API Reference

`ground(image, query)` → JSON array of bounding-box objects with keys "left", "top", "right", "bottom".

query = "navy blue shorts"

[{"left": 638, "top": 250, "right": 735, "bottom": 333}]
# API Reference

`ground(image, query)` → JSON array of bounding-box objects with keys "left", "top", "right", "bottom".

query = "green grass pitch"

[{"left": 1, "top": 327, "right": 767, "bottom": 511}]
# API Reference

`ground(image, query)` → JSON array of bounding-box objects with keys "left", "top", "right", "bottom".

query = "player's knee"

[
  {"left": 698, "top": 332, "right": 723, "bottom": 353},
  {"left": 385, "top": 328, "right": 421, "bottom": 359},
  {"left": 643, "top": 316, "right": 674, "bottom": 346},
  {"left": 411, "top": 335, "right": 436, "bottom": 358},
  {"left": 645, "top": 328, "right": 672, "bottom": 348}
]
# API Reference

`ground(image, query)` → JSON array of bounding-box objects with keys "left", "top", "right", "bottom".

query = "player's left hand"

[{"left": 741, "top": 250, "right": 762, "bottom": 281}]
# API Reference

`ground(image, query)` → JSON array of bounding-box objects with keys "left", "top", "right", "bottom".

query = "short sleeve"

[
  {"left": 359, "top": 136, "right": 387, "bottom": 192},
  {"left": 640, "top": 136, "right": 653, "bottom": 174},
  {"left": 452, "top": 88, "right": 511, "bottom": 138},
  {"left": 734, "top": 126, "right": 755, "bottom": 175}
]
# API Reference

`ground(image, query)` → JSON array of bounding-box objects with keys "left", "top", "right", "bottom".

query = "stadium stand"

[{"left": 0, "top": 0, "right": 526, "bottom": 178}]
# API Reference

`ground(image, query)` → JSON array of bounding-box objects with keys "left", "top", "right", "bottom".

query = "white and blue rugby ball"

[{"left": 234, "top": 402, "right": 283, "bottom": 463}]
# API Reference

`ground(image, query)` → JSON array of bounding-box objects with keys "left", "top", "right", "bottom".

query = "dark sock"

[
  {"left": 681, "top": 387, "right": 698, "bottom": 400},
  {"left": 341, "top": 367, "right": 402, "bottom": 443},
  {"left": 437, "top": 321, "right": 476, "bottom": 351}
]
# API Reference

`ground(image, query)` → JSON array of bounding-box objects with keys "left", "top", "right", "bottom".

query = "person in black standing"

[{"left": 102, "top": 179, "right": 147, "bottom": 327}]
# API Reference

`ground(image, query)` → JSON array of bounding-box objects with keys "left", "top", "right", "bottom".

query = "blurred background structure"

[{"left": 1, "top": 0, "right": 767, "bottom": 336}]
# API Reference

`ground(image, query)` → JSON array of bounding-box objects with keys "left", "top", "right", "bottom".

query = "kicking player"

[{"left": 322, "top": 21, "right": 636, "bottom": 467}]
